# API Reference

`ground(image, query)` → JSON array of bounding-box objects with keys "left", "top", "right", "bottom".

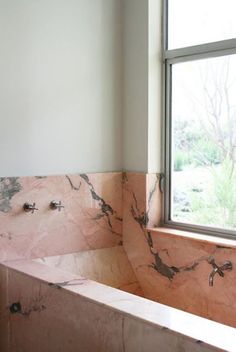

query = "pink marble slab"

[
  {"left": 1, "top": 259, "right": 234, "bottom": 352},
  {"left": 0, "top": 172, "right": 122, "bottom": 261}
]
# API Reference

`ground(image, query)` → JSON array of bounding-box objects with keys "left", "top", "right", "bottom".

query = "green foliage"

[
  {"left": 174, "top": 151, "right": 189, "bottom": 171},
  {"left": 211, "top": 159, "right": 236, "bottom": 226},
  {"left": 174, "top": 159, "right": 236, "bottom": 229},
  {"left": 173, "top": 118, "right": 223, "bottom": 167},
  {"left": 193, "top": 138, "right": 222, "bottom": 166},
  {"left": 189, "top": 191, "right": 217, "bottom": 225},
  {"left": 173, "top": 107, "right": 236, "bottom": 228}
]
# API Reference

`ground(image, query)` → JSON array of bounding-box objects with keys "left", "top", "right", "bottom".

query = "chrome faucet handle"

[
  {"left": 208, "top": 258, "right": 224, "bottom": 276},
  {"left": 23, "top": 202, "right": 38, "bottom": 214},
  {"left": 208, "top": 258, "right": 233, "bottom": 286},
  {"left": 221, "top": 260, "right": 233, "bottom": 271},
  {"left": 50, "top": 200, "right": 64, "bottom": 212}
]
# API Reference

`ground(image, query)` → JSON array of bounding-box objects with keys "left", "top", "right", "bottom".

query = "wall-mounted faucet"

[
  {"left": 23, "top": 202, "right": 38, "bottom": 213},
  {"left": 50, "top": 200, "right": 64, "bottom": 212},
  {"left": 208, "top": 258, "right": 233, "bottom": 286}
]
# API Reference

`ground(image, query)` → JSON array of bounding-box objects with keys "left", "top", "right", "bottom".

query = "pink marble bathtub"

[
  {"left": 1, "top": 251, "right": 236, "bottom": 352},
  {"left": 1, "top": 171, "right": 236, "bottom": 351}
]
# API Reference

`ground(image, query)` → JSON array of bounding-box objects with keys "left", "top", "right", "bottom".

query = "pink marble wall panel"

[
  {"left": 122, "top": 172, "right": 236, "bottom": 328},
  {"left": 0, "top": 173, "right": 122, "bottom": 261},
  {"left": 0, "top": 260, "right": 231, "bottom": 352}
]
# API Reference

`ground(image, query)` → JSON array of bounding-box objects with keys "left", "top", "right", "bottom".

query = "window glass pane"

[
  {"left": 171, "top": 54, "right": 236, "bottom": 231},
  {"left": 168, "top": 0, "right": 236, "bottom": 49}
]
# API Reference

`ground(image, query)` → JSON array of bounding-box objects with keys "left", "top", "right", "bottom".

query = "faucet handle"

[
  {"left": 208, "top": 258, "right": 233, "bottom": 286},
  {"left": 50, "top": 200, "right": 64, "bottom": 212},
  {"left": 208, "top": 258, "right": 224, "bottom": 277},
  {"left": 221, "top": 260, "right": 233, "bottom": 271},
  {"left": 23, "top": 202, "right": 38, "bottom": 214}
]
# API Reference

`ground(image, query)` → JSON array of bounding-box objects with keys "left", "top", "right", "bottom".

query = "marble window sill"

[{"left": 147, "top": 227, "right": 236, "bottom": 249}]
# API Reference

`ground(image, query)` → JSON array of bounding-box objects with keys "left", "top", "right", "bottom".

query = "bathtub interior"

[{"left": 34, "top": 246, "right": 144, "bottom": 297}]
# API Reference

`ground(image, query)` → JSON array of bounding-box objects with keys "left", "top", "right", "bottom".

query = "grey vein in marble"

[
  {"left": 65, "top": 175, "right": 82, "bottom": 191},
  {"left": 0, "top": 177, "right": 22, "bottom": 213},
  {"left": 80, "top": 173, "right": 122, "bottom": 233},
  {"left": 127, "top": 178, "right": 216, "bottom": 280}
]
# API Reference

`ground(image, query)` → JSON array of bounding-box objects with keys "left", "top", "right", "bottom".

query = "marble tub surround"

[
  {"left": 1, "top": 259, "right": 235, "bottom": 352},
  {"left": 35, "top": 246, "right": 143, "bottom": 296},
  {"left": 0, "top": 172, "right": 122, "bottom": 261}
]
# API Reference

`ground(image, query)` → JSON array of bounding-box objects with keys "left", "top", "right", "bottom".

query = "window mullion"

[{"left": 165, "top": 39, "right": 236, "bottom": 63}]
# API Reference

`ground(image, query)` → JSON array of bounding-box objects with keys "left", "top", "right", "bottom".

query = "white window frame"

[{"left": 163, "top": 0, "right": 236, "bottom": 239}]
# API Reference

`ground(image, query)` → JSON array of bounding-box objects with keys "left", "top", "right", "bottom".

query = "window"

[{"left": 164, "top": 0, "right": 236, "bottom": 238}]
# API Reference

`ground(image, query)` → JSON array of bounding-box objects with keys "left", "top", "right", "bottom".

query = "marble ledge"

[
  {"left": 2, "top": 259, "right": 236, "bottom": 352},
  {"left": 147, "top": 227, "right": 236, "bottom": 249}
]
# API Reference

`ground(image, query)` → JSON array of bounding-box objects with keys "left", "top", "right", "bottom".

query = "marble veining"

[
  {"left": 123, "top": 172, "right": 161, "bottom": 229},
  {"left": 80, "top": 173, "right": 122, "bottom": 235},
  {"left": 65, "top": 175, "right": 82, "bottom": 191},
  {"left": 0, "top": 177, "right": 22, "bottom": 213},
  {"left": 146, "top": 231, "right": 207, "bottom": 280},
  {"left": 48, "top": 278, "right": 88, "bottom": 289}
]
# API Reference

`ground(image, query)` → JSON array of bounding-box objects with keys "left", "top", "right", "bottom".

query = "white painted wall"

[
  {"left": 123, "top": 0, "right": 149, "bottom": 172},
  {"left": 0, "top": 0, "right": 162, "bottom": 177},
  {"left": 123, "top": 0, "right": 162, "bottom": 173},
  {"left": 0, "top": 0, "right": 122, "bottom": 176},
  {"left": 148, "top": 0, "right": 162, "bottom": 173}
]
